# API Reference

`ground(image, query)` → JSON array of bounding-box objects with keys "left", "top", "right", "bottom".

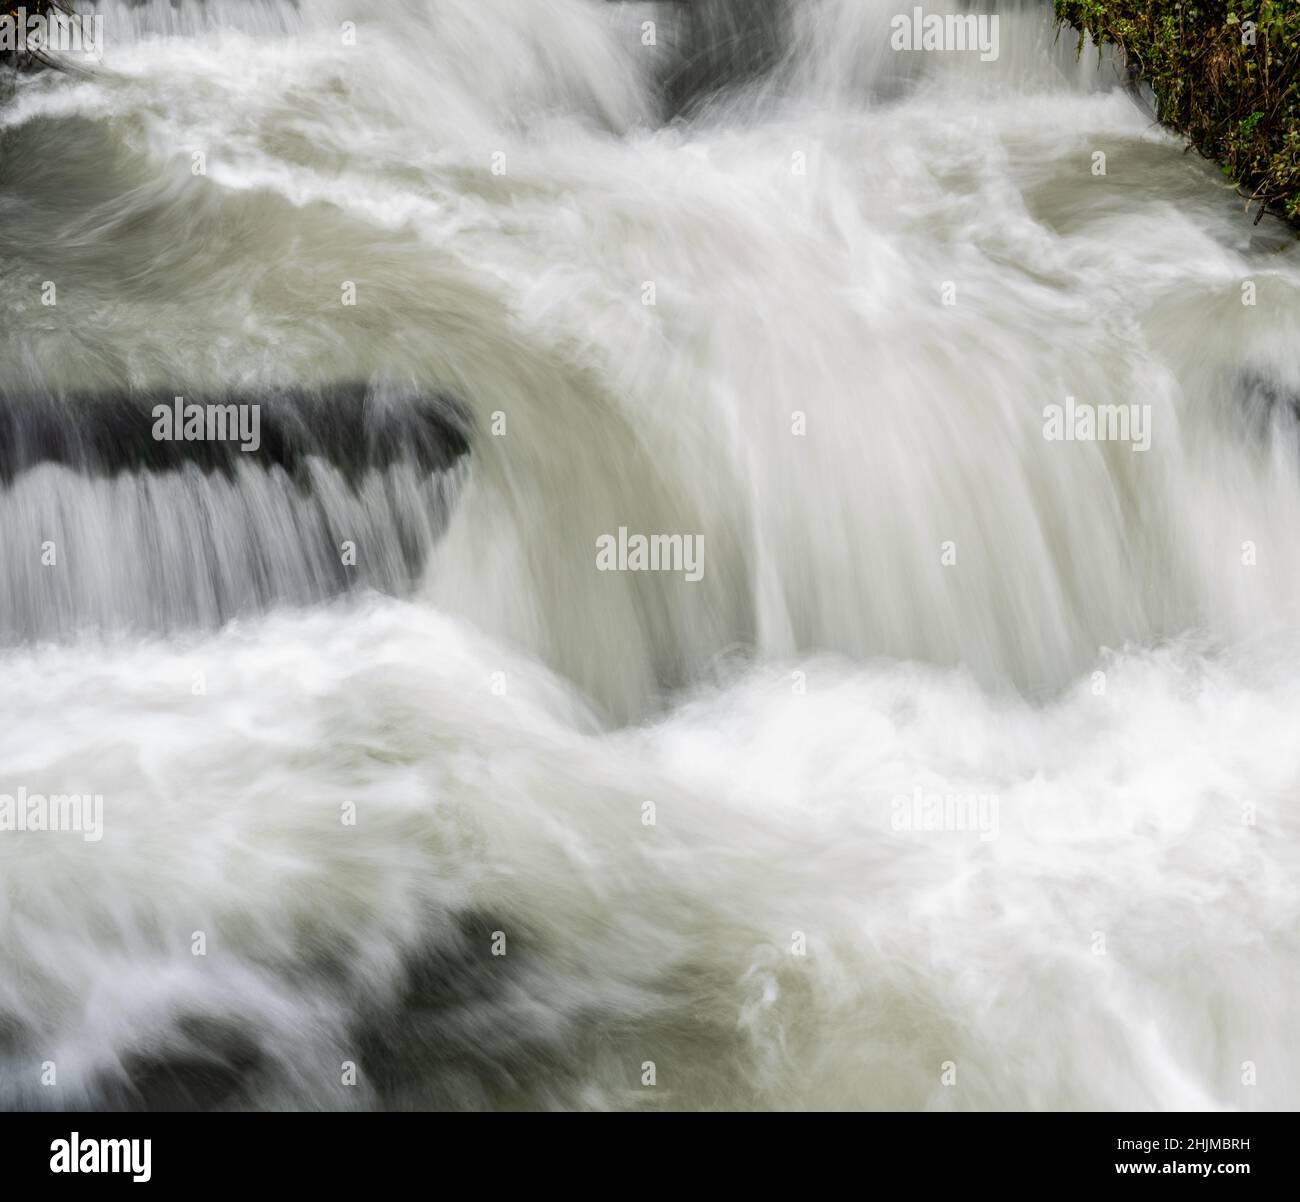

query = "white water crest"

[{"left": 0, "top": 0, "right": 1298, "bottom": 1109}]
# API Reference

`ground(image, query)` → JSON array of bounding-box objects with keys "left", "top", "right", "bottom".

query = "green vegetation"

[{"left": 1056, "top": 1, "right": 1300, "bottom": 223}]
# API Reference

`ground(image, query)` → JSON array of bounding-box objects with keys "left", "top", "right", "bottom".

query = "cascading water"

[
  {"left": 0, "top": 384, "right": 470, "bottom": 639},
  {"left": 1, "top": 0, "right": 1298, "bottom": 1110}
]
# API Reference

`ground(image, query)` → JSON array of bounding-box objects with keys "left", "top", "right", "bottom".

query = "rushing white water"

[{"left": 1, "top": 0, "right": 1298, "bottom": 1110}]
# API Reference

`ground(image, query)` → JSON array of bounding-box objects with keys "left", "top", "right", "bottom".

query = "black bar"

[{"left": 3, "top": 1112, "right": 1293, "bottom": 1188}]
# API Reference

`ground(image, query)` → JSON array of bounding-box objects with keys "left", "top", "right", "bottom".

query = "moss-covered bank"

[{"left": 1056, "top": 0, "right": 1300, "bottom": 223}]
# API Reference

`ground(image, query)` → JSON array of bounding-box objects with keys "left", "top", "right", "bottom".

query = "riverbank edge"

[{"left": 1055, "top": 1, "right": 1299, "bottom": 227}]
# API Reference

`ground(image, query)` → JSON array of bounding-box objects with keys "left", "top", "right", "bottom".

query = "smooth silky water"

[{"left": 0, "top": 0, "right": 1298, "bottom": 1109}]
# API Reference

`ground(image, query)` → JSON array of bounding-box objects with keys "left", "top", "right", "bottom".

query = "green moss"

[{"left": 1056, "top": 0, "right": 1300, "bottom": 223}]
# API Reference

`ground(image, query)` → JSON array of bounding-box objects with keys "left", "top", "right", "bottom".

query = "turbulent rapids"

[{"left": 1, "top": 0, "right": 1299, "bottom": 1111}]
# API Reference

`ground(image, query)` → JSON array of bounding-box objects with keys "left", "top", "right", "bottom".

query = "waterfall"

[{"left": 1, "top": 0, "right": 1298, "bottom": 1111}]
